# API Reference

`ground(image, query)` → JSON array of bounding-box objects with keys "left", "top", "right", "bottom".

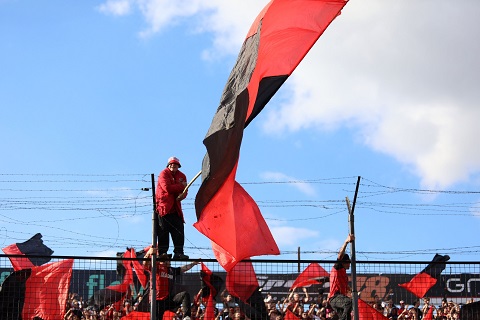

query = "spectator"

[
  {"left": 386, "top": 300, "right": 398, "bottom": 320},
  {"left": 156, "top": 156, "right": 189, "bottom": 260},
  {"left": 409, "top": 300, "right": 422, "bottom": 320},
  {"left": 422, "top": 297, "right": 435, "bottom": 319},
  {"left": 408, "top": 307, "right": 419, "bottom": 320},
  {"left": 222, "top": 291, "right": 237, "bottom": 310},
  {"left": 435, "top": 307, "right": 447, "bottom": 320},
  {"left": 143, "top": 247, "right": 200, "bottom": 320},
  {"left": 398, "top": 300, "right": 408, "bottom": 318},
  {"left": 446, "top": 301, "right": 460, "bottom": 319}
]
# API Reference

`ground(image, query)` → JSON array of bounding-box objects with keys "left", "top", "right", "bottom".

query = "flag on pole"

[
  {"left": 195, "top": 0, "right": 349, "bottom": 271},
  {"left": 398, "top": 254, "right": 450, "bottom": 298},
  {"left": 2, "top": 233, "right": 54, "bottom": 271},
  {"left": 290, "top": 263, "right": 329, "bottom": 290}
]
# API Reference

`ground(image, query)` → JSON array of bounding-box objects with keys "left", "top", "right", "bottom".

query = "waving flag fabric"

[
  {"left": 116, "top": 248, "right": 148, "bottom": 289},
  {"left": 2, "top": 233, "right": 54, "bottom": 271},
  {"left": 226, "top": 260, "right": 259, "bottom": 303},
  {"left": 284, "top": 309, "right": 301, "bottom": 320},
  {"left": 290, "top": 263, "right": 329, "bottom": 289},
  {"left": 92, "top": 249, "right": 134, "bottom": 309},
  {"left": 398, "top": 254, "right": 450, "bottom": 298},
  {"left": 423, "top": 306, "right": 434, "bottom": 320},
  {"left": 194, "top": 0, "right": 349, "bottom": 271},
  {"left": 121, "top": 311, "right": 150, "bottom": 320},
  {"left": 200, "top": 263, "right": 224, "bottom": 320},
  {"left": 358, "top": 299, "right": 389, "bottom": 320},
  {"left": 0, "top": 259, "right": 73, "bottom": 320}
]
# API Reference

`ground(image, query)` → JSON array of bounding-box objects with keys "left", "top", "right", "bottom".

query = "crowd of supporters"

[{"left": 63, "top": 288, "right": 474, "bottom": 320}]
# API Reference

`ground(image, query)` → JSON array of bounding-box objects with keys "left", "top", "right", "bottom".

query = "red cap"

[{"left": 167, "top": 156, "right": 181, "bottom": 168}]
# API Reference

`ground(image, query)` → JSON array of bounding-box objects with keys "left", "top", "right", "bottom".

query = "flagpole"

[
  {"left": 346, "top": 176, "right": 361, "bottom": 320},
  {"left": 177, "top": 170, "right": 202, "bottom": 200},
  {"left": 150, "top": 173, "right": 158, "bottom": 320}
]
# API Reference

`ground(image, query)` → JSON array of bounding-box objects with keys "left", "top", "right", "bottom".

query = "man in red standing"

[
  {"left": 328, "top": 234, "right": 355, "bottom": 320},
  {"left": 156, "top": 156, "right": 189, "bottom": 260}
]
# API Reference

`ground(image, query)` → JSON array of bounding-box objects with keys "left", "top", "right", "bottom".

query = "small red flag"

[
  {"left": 291, "top": 263, "right": 329, "bottom": 290},
  {"left": 423, "top": 306, "right": 434, "bottom": 320},
  {"left": 200, "top": 263, "right": 217, "bottom": 320},
  {"left": 121, "top": 311, "right": 150, "bottom": 319},
  {"left": 129, "top": 248, "right": 148, "bottom": 289},
  {"left": 398, "top": 272, "right": 438, "bottom": 298},
  {"left": 398, "top": 254, "right": 450, "bottom": 298},
  {"left": 358, "top": 299, "right": 389, "bottom": 320},
  {"left": 284, "top": 309, "right": 300, "bottom": 320}
]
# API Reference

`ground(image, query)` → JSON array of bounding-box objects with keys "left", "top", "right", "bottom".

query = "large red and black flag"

[
  {"left": 0, "top": 259, "right": 73, "bottom": 320},
  {"left": 194, "top": 0, "right": 349, "bottom": 271},
  {"left": 398, "top": 254, "right": 450, "bottom": 298},
  {"left": 2, "top": 233, "right": 54, "bottom": 271}
]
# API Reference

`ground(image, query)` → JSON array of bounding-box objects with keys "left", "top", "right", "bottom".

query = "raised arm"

[
  {"left": 181, "top": 261, "right": 200, "bottom": 273},
  {"left": 337, "top": 234, "right": 354, "bottom": 260}
]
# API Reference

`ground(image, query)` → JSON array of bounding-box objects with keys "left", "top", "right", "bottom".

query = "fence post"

[
  {"left": 346, "top": 176, "right": 361, "bottom": 320},
  {"left": 150, "top": 173, "right": 158, "bottom": 320}
]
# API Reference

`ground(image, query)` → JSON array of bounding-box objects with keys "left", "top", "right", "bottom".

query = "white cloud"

[
  {"left": 97, "top": 0, "right": 480, "bottom": 188},
  {"left": 261, "top": 171, "right": 316, "bottom": 196},
  {"left": 92, "top": 249, "right": 119, "bottom": 257},
  {"left": 97, "top": 0, "right": 267, "bottom": 49},
  {"left": 261, "top": 1, "right": 480, "bottom": 188},
  {"left": 270, "top": 225, "right": 318, "bottom": 246},
  {"left": 97, "top": 0, "right": 133, "bottom": 16}
]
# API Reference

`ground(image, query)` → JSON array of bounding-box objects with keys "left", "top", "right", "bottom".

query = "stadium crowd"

[{"left": 63, "top": 289, "right": 472, "bottom": 320}]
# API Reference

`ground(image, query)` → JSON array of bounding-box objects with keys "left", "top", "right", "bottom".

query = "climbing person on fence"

[{"left": 327, "top": 234, "right": 355, "bottom": 320}]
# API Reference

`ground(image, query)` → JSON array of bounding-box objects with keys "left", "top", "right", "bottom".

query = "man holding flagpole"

[
  {"left": 156, "top": 156, "right": 189, "bottom": 260},
  {"left": 328, "top": 234, "right": 355, "bottom": 320}
]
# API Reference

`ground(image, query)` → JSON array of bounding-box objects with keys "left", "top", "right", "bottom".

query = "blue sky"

[{"left": 1, "top": 0, "right": 479, "bottom": 263}]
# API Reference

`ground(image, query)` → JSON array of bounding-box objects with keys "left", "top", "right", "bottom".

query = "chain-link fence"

[{"left": 0, "top": 255, "right": 479, "bottom": 319}]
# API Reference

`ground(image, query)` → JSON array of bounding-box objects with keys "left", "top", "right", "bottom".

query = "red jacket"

[
  {"left": 328, "top": 263, "right": 349, "bottom": 300},
  {"left": 155, "top": 168, "right": 187, "bottom": 221}
]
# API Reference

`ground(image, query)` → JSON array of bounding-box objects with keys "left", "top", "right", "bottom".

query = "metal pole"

[
  {"left": 346, "top": 176, "right": 361, "bottom": 320},
  {"left": 150, "top": 173, "right": 158, "bottom": 320},
  {"left": 297, "top": 247, "right": 301, "bottom": 272}
]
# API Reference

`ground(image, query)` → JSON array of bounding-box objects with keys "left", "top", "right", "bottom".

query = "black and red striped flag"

[
  {"left": 2, "top": 233, "right": 54, "bottom": 271},
  {"left": 194, "top": 0, "right": 349, "bottom": 271},
  {"left": 398, "top": 254, "right": 450, "bottom": 298}
]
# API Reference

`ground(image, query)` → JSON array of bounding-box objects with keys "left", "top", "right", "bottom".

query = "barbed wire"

[{"left": 0, "top": 174, "right": 478, "bottom": 257}]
